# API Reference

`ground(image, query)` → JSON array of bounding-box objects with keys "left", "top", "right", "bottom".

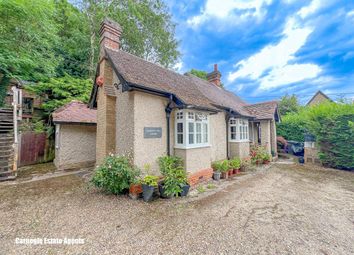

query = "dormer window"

[
  {"left": 229, "top": 118, "right": 249, "bottom": 142},
  {"left": 175, "top": 110, "right": 210, "bottom": 149}
]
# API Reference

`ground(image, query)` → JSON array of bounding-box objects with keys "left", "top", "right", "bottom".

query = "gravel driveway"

[{"left": 1, "top": 162, "right": 353, "bottom": 254}]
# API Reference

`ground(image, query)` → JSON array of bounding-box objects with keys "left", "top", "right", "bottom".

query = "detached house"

[{"left": 89, "top": 19, "right": 280, "bottom": 179}]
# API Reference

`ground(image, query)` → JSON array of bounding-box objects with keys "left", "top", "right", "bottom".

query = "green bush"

[
  {"left": 304, "top": 102, "right": 354, "bottom": 170},
  {"left": 212, "top": 160, "right": 229, "bottom": 172},
  {"left": 163, "top": 166, "right": 188, "bottom": 197},
  {"left": 158, "top": 155, "right": 187, "bottom": 197},
  {"left": 229, "top": 158, "right": 241, "bottom": 169},
  {"left": 158, "top": 155, "right": 183, "bottom": 176},
  {"left": 91, "top": 155, "right": 140, "bottom": 194},
  {"left": 141, "top": 175, "right": 159, "bottom": 187},
  {"left": 276, "top": 112, "right": 307, "bottom": 141}
]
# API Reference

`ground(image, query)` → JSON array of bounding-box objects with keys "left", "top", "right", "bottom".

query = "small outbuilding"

[{"left": 53, "top": 101, "right": 97, "bottom": 170}]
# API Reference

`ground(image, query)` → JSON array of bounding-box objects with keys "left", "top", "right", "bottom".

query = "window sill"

[
  {"left": 229, "top": 140, "right": 250, "bottom": 143},
  {"left": 174, "top": 144, "right": 211, "bottom": 150}
]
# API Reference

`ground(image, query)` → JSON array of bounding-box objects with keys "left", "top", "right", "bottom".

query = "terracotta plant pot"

[
  {"left": 228, "top": 169, "right": 233, "bottom": 176},
  {"left": 233, "top": 169, "right": 240, "bottom": 175},
  {"left": 129, "top": 183, "right": 143, "bottom": 199},
  {"left": 221, "top": 171, "right": 228, "bottom": 179}
]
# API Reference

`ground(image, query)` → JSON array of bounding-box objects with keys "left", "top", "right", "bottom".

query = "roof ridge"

[{"left": 53, "top": 100, "right": 85, "bottom": 115}]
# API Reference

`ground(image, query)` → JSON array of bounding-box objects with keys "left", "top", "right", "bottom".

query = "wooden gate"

[{"left": 18, "top": 132, "right": 52, "bottom": 166}]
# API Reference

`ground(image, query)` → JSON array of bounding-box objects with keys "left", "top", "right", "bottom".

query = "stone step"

[{"left": 0, "top": 149, "right": 13, "bottom": 155}]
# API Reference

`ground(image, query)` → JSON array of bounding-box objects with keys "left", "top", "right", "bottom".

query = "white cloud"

[
  {"left": 227, "top": 17, "right": 322, "bottom": 90},
  {"left": 187, "top": 0, "right": 273, "bottom": 27},
  {"left": 173, "top": 61, "right": 183, "bottom": 72},
  {"left": 297, "top": 0, "right": 321, "bottom": 19},
  {"left": 347, "top": 10, "right": 354, "bottom": 17},
  {"left": 259, "top": 64, "right": 321, "bottom": 89}
]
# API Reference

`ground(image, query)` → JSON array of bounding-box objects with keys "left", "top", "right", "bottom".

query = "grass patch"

[
  {"left": 206, "top": 183, "right": 216, "bottom": 189},
  {"left": 197, "top": 185, "right": 206, "bottom": 193}
]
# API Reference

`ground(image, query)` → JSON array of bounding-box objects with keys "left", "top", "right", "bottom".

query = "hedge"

[{"left": 277, "top": 102, "right": 354, "bottom": 170}]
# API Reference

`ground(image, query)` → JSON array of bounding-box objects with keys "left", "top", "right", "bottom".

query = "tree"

[
  {"left": 53, "top": 0, "right": 91, "bottom": 78},
  {"left": 188, "top": 69, "right": 208, "bottom": 80},
  {"left": 278, "top": 94, "right": 300, "bottom": 116},
  {"left": 26, "top": 74, "right": 92, "bottom": 115},
  {"left": 78, "top": 0, "right": 180, "bottom": 76},
  {"left": 0, "top": 0, "right": 59, "bottom": 82}
]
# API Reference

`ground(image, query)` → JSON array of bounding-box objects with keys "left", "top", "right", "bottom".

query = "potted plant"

[
  {"left": 211, "top": 161, "right": 222, "bottom": 181},
  {"left": 158, "top": 156, "right": 189, "bottom": 198},
  {"left": 228, "top": 160, "right": 234, "bottom": 176},
  {"left": 262, "top": 153, "right": 271, "bottom": 164},
  {"left": 141, "top": 175, "right": 159, "bottom": 202},
  {"left": 220, "top": 160, "right": 229, "bottom": 179},
  {"left": 230, "top": 158, "right": 241, "bottom": 174}
]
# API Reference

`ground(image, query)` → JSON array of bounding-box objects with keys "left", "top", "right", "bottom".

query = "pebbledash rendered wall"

[
  {"left": 230, "top": 142, "right": 250, "bottom": 159},
  {"left": 112, "top": 71, "right": 228, "bottom": 176},
  {"left": 54, "top": 124, "right": 96, "bottom": 170}
]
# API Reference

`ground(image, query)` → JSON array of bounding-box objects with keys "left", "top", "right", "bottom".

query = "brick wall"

[
  {"left": 96, "top": 60, "right": 116, "bottom": 164},
  {"left": 187, "top": 168, "right": 213, "bottom": 187}
]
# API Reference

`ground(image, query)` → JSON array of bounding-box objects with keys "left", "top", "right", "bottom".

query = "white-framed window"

[
  {"left": 175, "top": 110, "right": 210, "bottom": 148},
  {"left": 229, "top": 118, "right": 249, "bottom": 142}
]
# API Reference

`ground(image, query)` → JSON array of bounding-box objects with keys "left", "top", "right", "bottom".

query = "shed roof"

[{"left": 53, "top": 101, "right": 96, "bottom": 124}]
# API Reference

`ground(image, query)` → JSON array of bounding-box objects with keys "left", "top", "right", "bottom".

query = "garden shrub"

[
  {"left": 276, "top": 112, "right": 307, "bottom": 141},
  {"left": 229, "top": 158, "right": 241, "bottom": 169},
  {"left": 91, "top": 154, "right": 140, "bottom": 194},
  {"left": 212, "top": 160, "right": 229, "bottom": 172},
  {"left": 158, "top": 155, "right": 187, "bottom": 197},
  {"left": 158, "top": 155, "right": 183, "bottom": 176},
  {"left": 304, "top": 102, "right": 354, "bottom": 170}
]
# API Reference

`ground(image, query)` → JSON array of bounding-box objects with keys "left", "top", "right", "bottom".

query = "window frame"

[
  {"left": 175, "top": 110, "right": 210, "bottom": 149},
  {"left": 229, "top": 118, "right": 249, "bottom": 142}
]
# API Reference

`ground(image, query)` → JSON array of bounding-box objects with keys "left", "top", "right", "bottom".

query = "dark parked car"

[{"left": 286, "top": 141, "right": 304, "bottom": 156}]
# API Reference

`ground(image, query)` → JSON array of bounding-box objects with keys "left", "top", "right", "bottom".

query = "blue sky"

[{"left": 166, "top": 0, "right": 354, "bottom": 104}]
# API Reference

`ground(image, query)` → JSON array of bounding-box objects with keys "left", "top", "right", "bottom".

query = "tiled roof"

[
  {"left": 243, "top": 101, "right": 278, "bottom": 120},
  {"left": 103, "top": 47, "right": 278, "bottom": 119},
  {"left": 53, "top": 101, "right": 96, "bottom": 124}
]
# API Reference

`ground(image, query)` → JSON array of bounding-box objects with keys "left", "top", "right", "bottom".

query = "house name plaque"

[{"left": 144, "top": 127, "right": 162, "bottom": 138}]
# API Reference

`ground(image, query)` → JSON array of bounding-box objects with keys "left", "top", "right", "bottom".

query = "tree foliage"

[
  {"left": 78, "top": 0, "right": 180, "bottom": 75},
  {"left": 188, "top": 69, "right": 208, "bottom": 80},
  {"left": 0, "top": 0, "right": 180, "bottom": 107},
  {"left": 54, "top": 0, "right": 91, "bottom": 77},
  {"left": 278, "top": 94, "right": 300, "bottom": 116},
  {"left": 277, "top": 112, "right": 307, "bottom": 142},
  {"left": 0, "top": 0, "right": 59, "bottom": 81},
  {"left": 26, "top": 74, "right": 92, "bottom": 115}
]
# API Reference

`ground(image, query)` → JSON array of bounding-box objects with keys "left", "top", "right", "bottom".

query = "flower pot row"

[
  {"left": 142, "top": 182, "right": 190, "bottom": 202},
  {"left": 213, "top": 168, "right": 241, "bottom": 180}
]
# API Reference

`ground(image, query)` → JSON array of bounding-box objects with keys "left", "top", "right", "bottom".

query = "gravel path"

[{"left": 1, "top": 163, "right": 353, "bottom": 254}]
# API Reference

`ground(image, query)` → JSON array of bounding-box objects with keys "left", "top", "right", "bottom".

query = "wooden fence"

[{"left": 18, "top": 132, "right": 54, "bottom": 167}]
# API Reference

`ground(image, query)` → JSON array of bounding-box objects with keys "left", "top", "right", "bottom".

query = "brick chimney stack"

[
  {"left": 99, "top": 18, "right": 122, "bottom": 52},
  {"left": 207, "top": 64, "right": 221, "bottom": 87}
]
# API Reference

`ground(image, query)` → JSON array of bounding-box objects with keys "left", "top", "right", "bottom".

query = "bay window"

[
  {"left": 175, "top": 110, "right": 209, "bottom": 148},
  {"left": 229, "top": 118, "right": 249, "bottom": 142}
]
